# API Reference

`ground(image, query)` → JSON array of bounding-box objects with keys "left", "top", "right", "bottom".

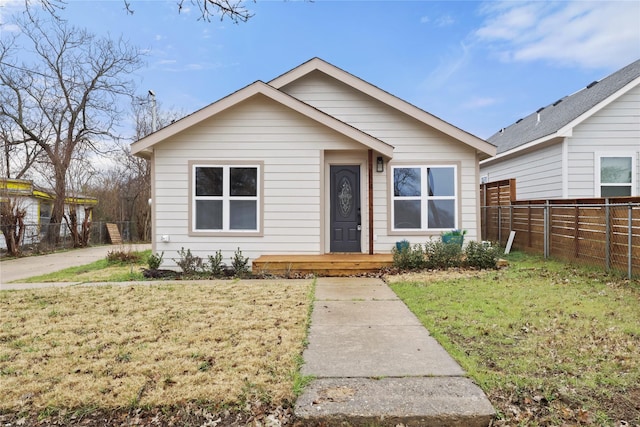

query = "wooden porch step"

[
  {"left": 106, "top": 223, "right": 122, "bottom": 245},
  {"left": 252, "top": 254, "right": 393, "bottom": 277}
]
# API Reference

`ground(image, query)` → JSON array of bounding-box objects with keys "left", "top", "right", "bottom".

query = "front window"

[
  {"left": 193, "top": 164, "right": 260, "bottom": 232},
  {"left": 598, "top": 156, "right": 634, "bottom": 197},
  {"left": 392, "top": 165, "right": 457, "bottom": 231}
]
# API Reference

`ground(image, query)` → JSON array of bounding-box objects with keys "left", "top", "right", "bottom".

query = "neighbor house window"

[
  {"left": 392, "top": 165, "right": 457, "bottom": 231},
  {"left": 598, "top": 156, "right": 634, "bottom": 197},
  {"left": 192, "top": 164, "right": 260, "bottom": 232}
]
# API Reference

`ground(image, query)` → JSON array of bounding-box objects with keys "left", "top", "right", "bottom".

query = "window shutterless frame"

[
  {"left": 390, "top": 164, "right": 458, "bottom": 232},
  {"left": 595, "top": 154, "right": 636, "bottom": 197},
  {"left": 189, "top": 162, "right": 263, "bottom": 236}
]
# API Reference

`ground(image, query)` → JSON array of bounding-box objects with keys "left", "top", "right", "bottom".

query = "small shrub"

[
  {"left": 207, "top": 250, "right": 225, "bottom": 276},
  {"left": 392, "top": 243, "right": 426, "bottom": 270},
  {"left": 464, "top": 241, "right": 500, "bottom": 270},
  {"left": 424, "top": 239, "right": 462, "bottom": 269},
  {"left": 147, "top": 252, "right": 164, "bottom": 270},
  {"left": 174, "top": 247, "right": 204, "bottom": 275},
  {"left": 106, "top": 249, "right": 142, "bottom": 264},
  {"left": 231, "top": 247, "right": 250, "bottom": 278}
]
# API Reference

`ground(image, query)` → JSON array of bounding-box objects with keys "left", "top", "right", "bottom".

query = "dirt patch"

[{"left": 384, "top": 268, "right": 493, "bottom": 285}]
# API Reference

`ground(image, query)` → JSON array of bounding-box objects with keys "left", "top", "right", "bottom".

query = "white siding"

[
  {"left": 567, "top": 85, "right": 640, "bottom": 197},
  {"left": 282, "top": 71, "right": 482, "bottom": 250},
  {"left": 480, "top": 143, "right": 564, "bottom": 200},
  {"left": 153, "top": 94, "right": 365, "bottom": 268}
]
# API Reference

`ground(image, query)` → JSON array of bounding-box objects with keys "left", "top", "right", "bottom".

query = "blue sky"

[{"left": 2, "top": 0, "right": 640, "bottom": 139}]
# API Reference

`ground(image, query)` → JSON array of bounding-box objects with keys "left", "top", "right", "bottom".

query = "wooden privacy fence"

[{"left": 481, "top": 178, "right": 639, "bottom": 278}]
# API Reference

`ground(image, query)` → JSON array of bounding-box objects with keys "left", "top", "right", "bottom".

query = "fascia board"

[
  {"left": 131, "top": 80, "right": 394, "bottom": 158},
  {"left": 480, "top": 135, "right": 564, "bottom": 167}
]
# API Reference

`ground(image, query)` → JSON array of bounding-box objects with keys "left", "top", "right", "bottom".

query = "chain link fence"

[
  {"left": 482, "top": 201, "right": 640, "bottom": 279},
  {"left": 1, "top": 221, "right": 135, "bottom": 254}
]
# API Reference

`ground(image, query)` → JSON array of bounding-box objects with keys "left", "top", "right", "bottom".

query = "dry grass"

[{"left": 0, "top": 280, "right": 313, "bottom": 414}]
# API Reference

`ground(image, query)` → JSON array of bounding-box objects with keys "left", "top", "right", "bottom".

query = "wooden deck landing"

[{"left": 252, "top": 254, "right": 393, "bottom": 277}]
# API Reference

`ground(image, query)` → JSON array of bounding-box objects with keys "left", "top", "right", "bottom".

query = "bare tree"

[
  {"left": 0, "top": 192, "right": 27, "bottom": 256},
  {"left": 26, "top": 0, "right": 254, "bottom": 23},
  {"left": 0, "top": 11, "right": 144, "bottom": 245}
]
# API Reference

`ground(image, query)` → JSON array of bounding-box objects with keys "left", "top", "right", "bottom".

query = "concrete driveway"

[{"left": 0, "top": 244, "right": 151, "bottom": 287}]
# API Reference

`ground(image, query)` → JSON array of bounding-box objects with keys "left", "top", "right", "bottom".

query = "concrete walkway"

[
  {"left": 294, "top": 277, "right": 495, "bottom": 426},
  {"left": 0, "top": 244, "right": 151, "bottom": 287}
]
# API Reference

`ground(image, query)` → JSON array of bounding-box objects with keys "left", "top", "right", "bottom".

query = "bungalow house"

[
  {"left": 0, "top": 178, "right": 97, "bottom": 249},
  {"left": 480, "top": 59, "right": 640, "bottom": 200},
  {"left": 131, "top": 58, "right": 496, "bottom": 270}
]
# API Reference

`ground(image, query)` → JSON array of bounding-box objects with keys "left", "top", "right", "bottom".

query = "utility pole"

[{"left": 148, "top": 90, "right": 158, "bottom": 132}]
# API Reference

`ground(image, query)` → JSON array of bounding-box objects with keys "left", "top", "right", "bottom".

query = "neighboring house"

[
  {"left": 0, "top": 178, "right": 97, "bottom": 249},
  {"left": 481, "top": 59, "right": 640, "bottom": 200},
  {"left": 131, "top": 58, "right": 496, "bottom": 268}
]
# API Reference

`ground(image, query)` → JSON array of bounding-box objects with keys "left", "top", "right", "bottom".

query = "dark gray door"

[{"left": 330, "top": 165, "right": 361, "bottom": 252}]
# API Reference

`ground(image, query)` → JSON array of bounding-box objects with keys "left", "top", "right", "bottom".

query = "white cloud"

[
  {"left": 421, "top": 42, "right": 471, "bottom": 90},
  {"left": 420, "top": 14, "right": 454, "bottom": 27},
  {"left": 463, "top": 97, "right": 499, "bottom": 109},
  {"left": 474, "top": 1, "right": 640, "bottom": 69},
  {"left": 435, "top": 15, "right": 454, "bottom": 27}
]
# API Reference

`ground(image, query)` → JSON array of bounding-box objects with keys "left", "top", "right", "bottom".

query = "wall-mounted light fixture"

[{"left": 376, "top": 156, "right": 384, "bottom": 173}]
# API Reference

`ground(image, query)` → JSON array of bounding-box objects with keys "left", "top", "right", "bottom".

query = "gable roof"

[
  {"left": 132, "top": 58, "right": 495, "bottom": 159},
  {"left": 487, "top": 59, "right": 640, "bottom": 157},
  {"left": 131, "top": 80, "right": 394, "bottom": 158},
  {"left": 270, "top": 58, "right": 496, "bottom": 158}
]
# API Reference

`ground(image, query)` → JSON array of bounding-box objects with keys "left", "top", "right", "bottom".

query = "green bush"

[
  {"left": 464, "top": 241, "right": 500, "bottom": 270},
  {"left": 424, "top": 239, "right": 462, "bottom": 269},
  {"left": 147, "top": 251, "right": 164, "bottom": 270},
  {"left": 207, "top": 250, "right": 225, "bottom": 276},
  {"left": 392, "top": 243, "right": 426, "bottom": 270},
  {"left": 231, "top": 247, "right": 250, "bottom": 278}
]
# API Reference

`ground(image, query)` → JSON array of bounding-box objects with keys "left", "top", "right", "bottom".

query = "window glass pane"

[
  {"left": 394, "top": 168, "right": 421, "bottom": 197},
  {"left": 196, "top": 167, "right": 223, "bottom": 196},
  {"left": 601, "top": 157, "right": 631, "bottom": 184},
  {"left": 195, "top": 200, "right": 222, "bottom": 229},
  {"left": 230, "top": 167, "right": 257, "bottom": 196},
  {"left": 601, "top": 185, "right": 631, "bottom": 197},
  {"left": 230, "top": 200, "right": 257, "bottom": 230},
  {"left": 394, "top": 200, "right": 421, "bottom": 229},
  {"left": 428, "top": 167, "right": 455, "bottom": 196},
  {"left": 428, "top": 200, "right": 455, "bottom": 228}
]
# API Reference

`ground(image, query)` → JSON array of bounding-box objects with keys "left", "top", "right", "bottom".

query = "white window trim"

[
  {"left": 595, "top": 153, "right": 637, "bottom": 197},
  {"left": 190, "top": 162, "right": 262, "bottom": 235},
  {"left": 390, "top": 164, "right": 458, "bottom": 232}
]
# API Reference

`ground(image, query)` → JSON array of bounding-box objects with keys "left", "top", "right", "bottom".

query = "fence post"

[
  {"left": 605, "top": 201, "right": 610, "bottom": 273},
  {"left": 544, "top": 201, "right": 550, "bottom": 259},
  {"left": 628, "top": 203, "right": 633, "bottom": 280},
  {"left": 498, "top": 206, "right": 502, "bottom": 245}
]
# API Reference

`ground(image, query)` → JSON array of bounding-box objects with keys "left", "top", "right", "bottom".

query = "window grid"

[
  {"left": 193, "top": 164, "right": 259, "bottom": 232},
  {"left": 392, "top": 165, "right": 457, "bottom": 231}
]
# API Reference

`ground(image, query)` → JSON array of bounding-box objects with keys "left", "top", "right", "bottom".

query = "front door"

[{"left": 330, "top": 165, "right": 361, "bottom": 252}]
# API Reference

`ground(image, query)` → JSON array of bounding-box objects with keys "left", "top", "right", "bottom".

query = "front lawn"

[
  {"left": 0, "top": 280, "right": 314, "bottom": 424},
  {"left": 388, "top": 252, "right": 640, "bottom": 426}
]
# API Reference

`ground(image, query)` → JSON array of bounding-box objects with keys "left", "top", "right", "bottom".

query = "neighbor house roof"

[
  {"left": 131, "top": 58, "right": 496, "bottom": 159},
  {"left": 0, "top": 178, "right": 97, "bottom": 205},
  {"left": 486, "top": 59, "right": 640, "bottom": 159}
]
